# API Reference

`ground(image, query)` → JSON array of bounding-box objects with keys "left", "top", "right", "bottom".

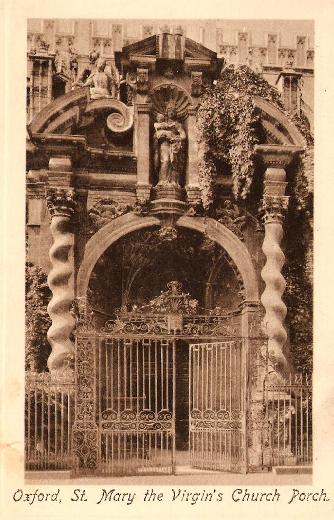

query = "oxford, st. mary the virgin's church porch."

[{"left": 26, "top": 24, "right": 313, "bottom": 477}]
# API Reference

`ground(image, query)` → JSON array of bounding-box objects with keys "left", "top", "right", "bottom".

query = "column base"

[{"left": 247, "top": 399, "right": 271, "bottom": 470}]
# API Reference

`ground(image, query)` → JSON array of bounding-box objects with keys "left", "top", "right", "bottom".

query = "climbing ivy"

[
  {"left": 197, "top": 64, "right": 313, "bottom": 375},
  {"left": 197, "top": 64, "right": 313, "bottom": 209},
  {"left": 25, "top": 262, "right": 51, "bottom": 372},
  {"left": 283, "top": 155, "right": 313, "bottom": 377}
]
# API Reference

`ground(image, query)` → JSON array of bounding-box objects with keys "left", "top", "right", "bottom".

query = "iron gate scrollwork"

[
  {"left": 72, "top": 335, "right": 99, "bottom": 474},
  {"left": 189, "top": 341, "right": 247, "bottom": 473},
  {"left": 97, "top": 337, "right": 176, "bottom": 475}
]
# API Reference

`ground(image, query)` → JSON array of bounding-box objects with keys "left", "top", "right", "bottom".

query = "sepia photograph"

[{"left": 23, "top": 17, "right": 315, "bottom": 484}]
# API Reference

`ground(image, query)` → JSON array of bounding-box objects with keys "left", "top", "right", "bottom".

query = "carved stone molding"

[
  {"left": 151, "top": 83, "right": 192, "bottom": 121},
  {"left": 158, "top": 224, "right": 178, "bottom": 241},
  {"left": 255, "top": 144, "right": 300, "bottom": 169},
  {"left": 88, "top": 198, "right": 134, "bottom": 234},
  {"left": 136, "top": 183, "right": 152, "bottom": 203},
  {"left": 136, "top": 67, "right": 149, "bottom": 94},
  {"left": 191, "top": 71, "right": 202, "bottom": 97},
  {"left": 27, "top": 181, "right": 46, "bottom": 200}
]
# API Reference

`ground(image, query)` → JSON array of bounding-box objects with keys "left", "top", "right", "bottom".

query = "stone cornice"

[{"left": 255, "top": 144, "right": 304, "bottom": 168}]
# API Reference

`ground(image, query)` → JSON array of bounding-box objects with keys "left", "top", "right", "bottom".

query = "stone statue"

[
  {"left": 84, "top": 58, "right": 117, "bottom": 99},
  {"left": 153, "top": 107, "right": 186, "bottom": 186},
  {"left": 73, "top": 49, "right": 100, "bottom": 87}
]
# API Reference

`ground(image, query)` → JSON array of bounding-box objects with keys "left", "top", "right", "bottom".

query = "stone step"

[{"left": 273, "top": 465, "right": 312, "bottom": 475}]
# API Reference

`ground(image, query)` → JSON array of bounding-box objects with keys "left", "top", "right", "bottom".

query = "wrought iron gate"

[
  {"left": 189, "top": 341, "right": 246, "bottom": 472},
  {"left": 97, "top": 336, "right": 175, "bottom": 475}
]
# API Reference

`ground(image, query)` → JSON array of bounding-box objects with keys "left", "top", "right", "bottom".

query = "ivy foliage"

[
  {"left": 197, "top": 64, "right": 313, "bottom": 375},
  {"left": 283, "top": 157, "right": 313, "bottom": 377},
  {"left": 196, "top": 64, "right": 313, "bottom": 209},
  {"left": 25, "top": 262, "right": 51, "bottom": 372}
]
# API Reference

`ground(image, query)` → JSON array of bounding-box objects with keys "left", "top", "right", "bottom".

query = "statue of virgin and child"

[{"left": 153, "top": 104, "right": 186, "bottom": 187}]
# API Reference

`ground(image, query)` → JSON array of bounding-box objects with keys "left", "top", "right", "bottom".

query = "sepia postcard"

[{"left": 1, "top": 1, "right": 334, "bottom": 519}]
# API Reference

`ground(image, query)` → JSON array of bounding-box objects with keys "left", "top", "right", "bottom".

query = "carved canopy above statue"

[{"left": 151, "top": 84, "right": 192, "bottom": 121}]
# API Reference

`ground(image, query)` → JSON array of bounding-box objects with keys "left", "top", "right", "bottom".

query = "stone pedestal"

[{"left": 154, "top": 183, "right": 185, "bottom": 201}]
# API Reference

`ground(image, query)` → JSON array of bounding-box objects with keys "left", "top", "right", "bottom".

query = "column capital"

[
  {"left": 261, "top": 161, "right": 289, "bottom": 223},
  {"left": 261, "top": 194, "right": 289, "bottom": 224},
  {"left": 46, "top": 187, "right": 77, "bottom": 218},
  {"left": 255, "top": 144, "right": 303, "bottom": 169}
]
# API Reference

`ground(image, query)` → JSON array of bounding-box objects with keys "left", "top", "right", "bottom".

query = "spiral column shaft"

[
  {"left": 260, "top": 167, "right": 289, "bottom": 369},
  {"left": 46, "top": 187, "right": 76, "bottom": 375}
]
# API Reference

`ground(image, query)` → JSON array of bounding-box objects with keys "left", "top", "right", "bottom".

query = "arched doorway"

[{"left": 74, "top": 215, "right": 259, "bottom": 475}]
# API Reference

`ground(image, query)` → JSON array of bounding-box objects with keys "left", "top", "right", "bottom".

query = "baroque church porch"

[{"left": 25, "top": 24, "right": 313, "bottom": 477}]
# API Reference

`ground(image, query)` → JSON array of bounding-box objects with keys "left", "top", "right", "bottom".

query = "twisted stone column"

[
  {"left": 46, "top": 188, "right": 76, "bottom": 376},
  {"left": 260, "top": 168, "right": 289, "bottom": 369}
]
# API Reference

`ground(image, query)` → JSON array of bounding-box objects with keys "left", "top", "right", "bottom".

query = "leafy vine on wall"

[
  {"left": 197, "top": 64, "right": 314, "bottom": 375},
  {"left": 196, "top": 64, "right": 313, "bottom": 209},
  {"left": 25, "top": 262, "right": 51, "bottom": 372}
]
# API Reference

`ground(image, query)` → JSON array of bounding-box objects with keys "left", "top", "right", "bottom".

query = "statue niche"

[
  {"left": 153, "top": 105, "right": 186, "bottom": 187},
  {"left": 151, "top": 84, "right": 191, "bottom": 194}
]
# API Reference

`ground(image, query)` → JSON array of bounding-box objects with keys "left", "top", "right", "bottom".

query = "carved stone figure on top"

[
  {"left": 153, "top": 106, "right": 186, "bottom": 186},
  {"left": 73, "top": 49, "right": 100, "bottom": 88},
  {"left": 84, "top": 58, "right": 118, "bottom": 99}
]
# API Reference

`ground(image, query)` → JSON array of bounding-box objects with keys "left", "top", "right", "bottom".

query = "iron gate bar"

[
  {"left": 97, "top": 337, "right": 176, "bottom": 476},
  {"left": 264, "top": 376, "right": 312, "bottom": 467},
  {"left": 25, "top": 373, "right": 75, "bottom": 470},
  {"left": 189, "top": 340, "right": 247, "bottom": 473}
]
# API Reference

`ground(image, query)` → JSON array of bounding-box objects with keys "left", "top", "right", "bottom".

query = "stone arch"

[
  {"left": 205, "top": 249, "right": 244, "bottom": 308},
  {"left": 76, "top": 212, "right": 259, "bottom": 303},
  {"left": 253, "top": 96, "right": 306, "bottom": 146}
]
